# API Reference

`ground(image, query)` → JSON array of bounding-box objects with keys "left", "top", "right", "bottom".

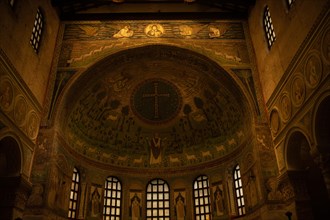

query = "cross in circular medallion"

[
  {"left": 131, "top": 79, "right": 181, "bottom": 124},
  {"left": 142, "top": 82, "right": 170, "bottom": 119}
]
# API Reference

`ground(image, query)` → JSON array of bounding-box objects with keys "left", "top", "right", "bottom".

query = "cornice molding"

[{"left": 0, "top": 49, "right": 42, "bottom": 113}]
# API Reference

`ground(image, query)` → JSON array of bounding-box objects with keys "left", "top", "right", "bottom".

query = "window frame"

[
  {"left": 263, "top": 5, "right": 276, "bottom": 49},
  {"left": 30, "top": 7, "right": 44, "bottom": 53},
  {"left": 193, "top": 175, "right": 211, "bottom": 220},
  {"left": 233, "top": 164, "right": 245, "bottom": 216},
  {"left": 103, "top": 176, "right": 122, "bottom": 220},
  {"left": 68, "top": 167, "right": 80, "bottom": 219},
  {"left": 146, "top": 178, "right": 170, "bottom": 220}
]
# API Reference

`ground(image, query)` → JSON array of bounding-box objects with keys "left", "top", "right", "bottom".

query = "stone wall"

[{"left": 248, "top": 0, "right": 329, "bottom": 102}]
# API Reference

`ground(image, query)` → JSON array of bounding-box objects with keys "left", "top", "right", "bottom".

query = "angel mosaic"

[
  {"left": 112, "top": 24, "right": 134, "bottom": 38},
  {"left": 178, "top": 24, "right": 207, "bottom": 37},
  {"left": 208, "top": 23, "right": 230, "bottom": 38}
]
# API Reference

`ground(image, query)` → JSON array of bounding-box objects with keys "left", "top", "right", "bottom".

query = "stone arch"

[
  {"left": 284, "top": 128, "right": 330, "bottom": 219},
  {"left": 53, "top": 44, "right": 256, "bottom": 130},
  {"left": 0, "top": 134, "right": 30, "bottom": 220},
  {"left": 311, "top": 92, "right": 330, "bottom": 200},
  {"left": 52, "top": 44, "right": 255, "bottom": 173},
  {"left": 0, "top": 135, "right": 22, "bottom": 177},
  {"left": 285, "top": 129, "right": 312, "bottom": 171}
]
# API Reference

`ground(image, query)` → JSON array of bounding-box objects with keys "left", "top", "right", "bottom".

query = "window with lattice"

[
  {"left": 30, "top": 8, "right": 44, "bottom": 53},
  {"left": 193, "top": 175, "right": 211, "bottom": 220},
  {"left": 234, "top": 165, "right": 245, "bottom": 216},
  {"left": 263, "top": 6, "right": 276, "bottom": 49},
  {"left": 68, "top": 167, "right": 79, "bottom": 219},
  {"left": 103, "top": 176, "right": 122, "bottom": 220},
  {"left": 146, "top": 179, "right": 170, "bottom": 219}
]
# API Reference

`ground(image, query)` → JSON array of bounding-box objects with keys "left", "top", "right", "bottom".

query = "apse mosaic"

[{"left": 63, "top": 45, "right": 250, "bottom": 169}]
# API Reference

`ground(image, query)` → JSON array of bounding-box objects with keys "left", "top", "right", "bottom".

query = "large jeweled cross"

[{"left": 142, "top": 82, "right": 170, "bottom": 119}]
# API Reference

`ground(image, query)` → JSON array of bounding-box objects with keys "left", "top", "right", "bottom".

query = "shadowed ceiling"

[
  {"left": 60, "top": 45, "right": 252, "bottom": 171},
  {"left": 51, "top": 0, "right": 256, "bottom": 20}
]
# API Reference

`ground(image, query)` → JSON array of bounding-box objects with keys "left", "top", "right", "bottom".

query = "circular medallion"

[
  {"left": 280, "top": 93, "right": 291, "bottom": 122},
  {"left": 145, "top": 24, "right": 164, "bottom": 37},
  {"left": 304, "top": 52, "right": 322, "bottom": 88},
  {"left": 14, "top": 95, "right": 27, "bottom": 126},
  {"left": 0, "top": 78, "right": 14, "bottom": 111},
  {"left": 131, "top": 78, "right": 182, "bottom": 124},
  {"left": 270, "top": 109, "right": 280, "bottom": 135},
  {"left": 290, "top": 74, "right": 305, "bottom": 107},
  {"left": 27, "top": 111, "right": 39, "bottom": 140}
]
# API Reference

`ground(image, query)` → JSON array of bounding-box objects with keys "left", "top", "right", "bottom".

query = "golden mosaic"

[{"left": 61, "top": 45, "right": 251, "bottom": 170}]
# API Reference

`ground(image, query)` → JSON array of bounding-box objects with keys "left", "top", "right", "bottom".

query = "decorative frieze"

[
  {"left": 268, "top": 13, "right": 330, "bottom": 143},
  {"left": 0, "top": 51, "right": 41, "bottom": 144}
]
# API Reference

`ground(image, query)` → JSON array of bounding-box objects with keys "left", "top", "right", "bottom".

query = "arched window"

[
  {"left": 30, "top": 8, "right": 44, "bottom": 53},
  {"left": 68, "top": 167, "right": 79, "bottom": 219},
  {"left": 263, "top": 6, "right": 276, "bottom": 49},
  {"left": 233, "top": 165, "right": 245, "bottom": 216},
  {"left": 193, "top": 175, "right": 211, "bottom": 220},
  {"left": 103, "top": 176, "right": 122, "bottom": 220},
  {"left": 146, "top": 179, "right": 170, "bottom": 219}
]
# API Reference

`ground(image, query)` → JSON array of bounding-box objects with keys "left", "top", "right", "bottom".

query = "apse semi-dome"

[{"left": 60, "top": 45, "right": 252, "bottom": 172}]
